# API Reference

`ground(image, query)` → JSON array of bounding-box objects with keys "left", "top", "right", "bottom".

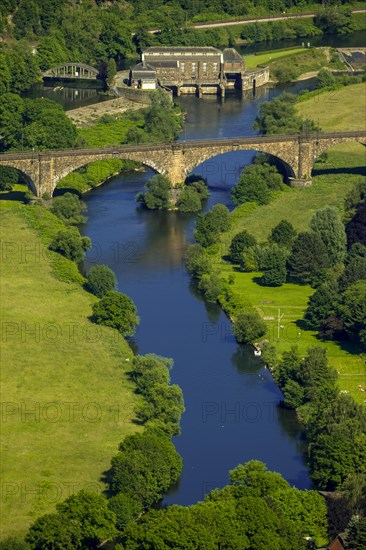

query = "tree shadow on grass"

[
  {"left": 0, "top": 190, "right": 27, "bottom": 201},
  {"left": 295, "top": 319, "right": 363, "bottom": 357},
  {"left": 312, "top": 166, "right": 366, "bottom": 177}
]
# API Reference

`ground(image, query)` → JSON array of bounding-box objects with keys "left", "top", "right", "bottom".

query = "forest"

[{"left": 0, "top": 0, "right": 364, "bottom": 94}]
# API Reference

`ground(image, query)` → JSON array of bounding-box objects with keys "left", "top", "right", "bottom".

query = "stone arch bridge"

[{"left": 0, "top": 131, "right": 365, "bottom": 197}]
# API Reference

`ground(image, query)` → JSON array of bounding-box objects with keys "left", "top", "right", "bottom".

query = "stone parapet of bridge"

[{"left": 0, "top": 131, "right": 365, "bottom": 197}]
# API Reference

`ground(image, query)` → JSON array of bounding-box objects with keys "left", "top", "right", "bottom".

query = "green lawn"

[
  {"left": 245, "top": 47, "right": 305, "bottom": 69},
  {"left": 217, "top": 143, "right": 366, "bottom": 402},
  {"left": 0, "top": 204, "right": 141, "bottom": 537},
  {"left": 78, "top": 117, "right": 145, "bottom": 147},
  {"left": 297, "top": 82, "right": 366, "bottom": 132}
]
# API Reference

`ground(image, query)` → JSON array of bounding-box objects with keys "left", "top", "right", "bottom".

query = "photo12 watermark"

[{"left": 1, "top": 400, "right": 138, "bottom": 425}]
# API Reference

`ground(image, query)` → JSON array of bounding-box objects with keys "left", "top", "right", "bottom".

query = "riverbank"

[
  {"left": 0, "top": 202, "right": 141, "bottom": 536},
  {"left": 66, "top": 94, "right": 151, "bottom": 128},
  {"left": 210, "top": 142, "right": 365, "bottom": 403}
]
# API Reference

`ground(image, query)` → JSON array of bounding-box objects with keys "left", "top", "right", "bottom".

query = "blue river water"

[{"left": 79, "top": 77, "right": 316, "bottom": 505}]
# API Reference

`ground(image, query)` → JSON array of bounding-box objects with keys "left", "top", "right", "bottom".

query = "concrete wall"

[{"left": 242, "top": 66, "right": 270, "bottom": 91}]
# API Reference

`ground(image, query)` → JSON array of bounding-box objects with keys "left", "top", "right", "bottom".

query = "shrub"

[
  {"left": 141, "top": 175, "right": 171, "bottom": 210},
  {"left": 316, "top": 68, "right": 336, "bottom": 89},
  {"left": 87, "top": 264, "right": 117, "bottom": 297},
  {"left": 194, "top": 204, "right": 230, "bottom": 247},
  {"left": 233, "top": 311, "right": 267, "bottom": 344},
  {"left": 49, "top": 228, "right": 91, "bottom": 263},
  {"left": 186, "top": 175, "right": 209, "bottom": 201},
  {"left": 91, "top": 291, "right": 139, "bottom": 336},
  {"left": 231, "top": 163, "right": 283, "bottom": 206},
  {"left": 177, "top": 187, "right": 202, "bottom": 212},
  {"left": 269, "top": 220, "right": 297, "bottom": 248},
  {"left": 259, "top": 244, "right": 288, "bottom": 286},
  {"left": 198, "top": 272, "right": 224, "bottom": 303},
  {"left": 50, "top": 192, "right": 87, "bottom": 225},
  {"left": 185, "top": 244, "right": 212, "bottom": 278}
]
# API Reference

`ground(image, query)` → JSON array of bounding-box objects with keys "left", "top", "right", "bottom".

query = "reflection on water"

[{"left": 22, "top": 81, "right": 108, "bottom": 111}]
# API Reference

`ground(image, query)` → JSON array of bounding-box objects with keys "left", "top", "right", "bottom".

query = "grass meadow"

[
  {"left": 0, "top": 203, "right": 141, "bottom": 537},
  {"left": 297, "top": 82, "right": 366, "bottom": 132}
]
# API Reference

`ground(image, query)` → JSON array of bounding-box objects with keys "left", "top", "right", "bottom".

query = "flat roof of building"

[{"left": 144, "top": 46, "right": 222, "bottom": 56}]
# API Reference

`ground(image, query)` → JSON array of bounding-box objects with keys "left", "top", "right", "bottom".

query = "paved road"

[{"left": 148, "top": 8, "right": 366, "bottom": 33}]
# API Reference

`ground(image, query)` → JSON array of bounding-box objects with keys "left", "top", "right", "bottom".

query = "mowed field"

[
  {"left": 297, "top": 82, "right": 366, "bottom": 132},
  {"left": 245, "top": 47, "right": 304, "bottom": 68},
  {"left": 0, "top": 205, "right": 141, "bottom": 537},
  {"left": 216, "top": 142, "right": 366, "bottom": 403}
]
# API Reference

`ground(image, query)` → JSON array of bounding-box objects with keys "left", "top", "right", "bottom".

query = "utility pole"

[{"left": 277, "top": 308, "right": 285, "bottom": 340}]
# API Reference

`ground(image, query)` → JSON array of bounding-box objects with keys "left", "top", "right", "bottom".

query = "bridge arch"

[
  {"left": 182, "top": 148, "right": 296, "bottom": 186},
  {"left": 312, "top": 136, "right": 366, "bottom": 166},
  {"left": 0, "top": 162, "right": 37, "bottom": 195},
  {"left": 52, "top": 154, "right": 163, "bottom": 196},
  {"left": 180, "top": 142, "right": 298, "bottom": 184}
]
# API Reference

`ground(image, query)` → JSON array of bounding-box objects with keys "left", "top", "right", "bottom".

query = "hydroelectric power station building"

[{"left": 129, "top": 47, "right": 269, "bottom": 97}]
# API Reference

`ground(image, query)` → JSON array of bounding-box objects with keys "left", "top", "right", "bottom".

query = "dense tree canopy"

[
  {"left": 255, "top": 93, "right": 318, "bottom": 135},
  {"left": 0, "top": 94, "right": 77, "bottom": 152},
  {"left": 26, "top": 491, "right": 118, "bottom": 549},
  {"left": 287, "top": 231, "right": 330, "bottom": 285},
  {"left": 229, "top": 230, "right": 257, "bottom": 263},
  {"left": 91, "top": 290, "right": 139, "bottom": 336},
  {"left": 231, "top": 162, "right": 284, "bottom": 206},
  {"left": 310, "top": 206, "right": 347, "bottom": 266},
  {"left": 87, "top": 264, "right": 117, "bottom": 297},
  {"left": 194, "top": 204, "right": 230, "bottom": 247},
  {"left": 110, "top": 431, "right": 183, "bottom": 507},
  {"left": 121, "top": 460, "right": 328, "bottom": 549}
]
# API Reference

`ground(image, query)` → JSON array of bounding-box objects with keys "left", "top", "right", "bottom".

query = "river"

[{"left": 79, "top": 77, "right": 317, "bottom": 506}]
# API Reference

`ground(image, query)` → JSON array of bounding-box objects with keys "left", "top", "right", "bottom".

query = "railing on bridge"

[{"left": 42, "top": 63, "right": 99, "bottom": 80}]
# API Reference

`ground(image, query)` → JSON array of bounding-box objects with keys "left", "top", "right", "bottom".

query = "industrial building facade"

[{"left": 129, "top": 47, "right": 267, "bottom": 97}]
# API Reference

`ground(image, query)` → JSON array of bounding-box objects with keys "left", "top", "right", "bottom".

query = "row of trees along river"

[
  {"left": 77, "top": 77, "right": 320, "bottom": 506},
  {"left": 19, "top": 29, "right": 364, "bottom": 508}
]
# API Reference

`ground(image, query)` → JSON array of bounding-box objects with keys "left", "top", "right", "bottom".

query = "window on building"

[
  {"left": 213, "top": 62, "right": 218, "bottom": 73},
  {"left": 202, "top": 62, "right": 207, "bottom": 75},
  {"left": 181, "top": 62, "right": 185, "bottom": 74},
  {"left": 191, "top": 62, "right": 196, "bottom": 76}
]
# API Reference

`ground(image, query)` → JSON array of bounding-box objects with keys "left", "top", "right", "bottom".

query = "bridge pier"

[
  {"left": 297, "top": 138, "right": 315, "bottom": 181},
  {"left": 164, "top": 147, "right": 186, "bottom": 186}
]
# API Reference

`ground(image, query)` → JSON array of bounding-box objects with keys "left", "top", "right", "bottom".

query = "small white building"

[{"left": 130, "top": 62, "right": 157, "bottom": 90}]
